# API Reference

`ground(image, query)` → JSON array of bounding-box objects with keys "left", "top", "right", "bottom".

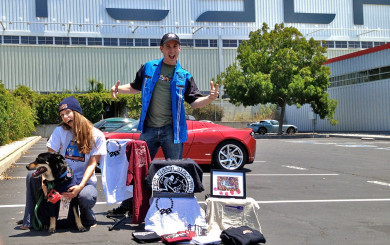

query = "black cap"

[{"left": 160, "top": 33, "right": 181, "bottom": 46}]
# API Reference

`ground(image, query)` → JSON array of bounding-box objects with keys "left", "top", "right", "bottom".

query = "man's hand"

[
  {"left": 111, "top": 81, "right": 120, "bottom": 99},
  {"left": 209, "top": 81, "right": 219, "bottom": 101}
]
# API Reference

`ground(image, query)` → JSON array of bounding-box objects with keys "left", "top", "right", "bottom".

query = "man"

[{"left": 108, "top": 33, "right": 219, "bottom": 216}]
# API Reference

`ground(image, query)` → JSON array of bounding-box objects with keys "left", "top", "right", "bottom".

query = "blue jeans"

[
  {"left": 23, "top": 171, "right": 97, "bottom": 227},
  {"left": 139, "top": 124, "right": 183, "bottom": 160}
]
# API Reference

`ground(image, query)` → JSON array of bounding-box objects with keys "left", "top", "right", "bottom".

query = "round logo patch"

[{"left": 151, "top": 165, "right": 194, "bottom": 193}]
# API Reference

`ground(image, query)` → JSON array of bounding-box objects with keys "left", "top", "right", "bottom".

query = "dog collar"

[{"left": 59, "top": 169, "right": 68, "bottom": 179}]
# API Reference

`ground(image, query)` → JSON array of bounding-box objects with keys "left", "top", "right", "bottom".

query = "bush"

[
  {"left": 0, "top": 82, "right": 36, "bottom": 146},
  {"left": 35, "top": 93, "right": 142, "bottom": 124},
  {"left": 186, "top": 103, "right": 224, "bottom": 121}
]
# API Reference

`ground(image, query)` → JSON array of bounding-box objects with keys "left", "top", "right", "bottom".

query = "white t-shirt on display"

[
  {"left": 100, "top": 139, "right": 134, "bottom": 205},
  {"left": 145, "top": 197, "right": 207, "bottom": 235},
  {"left": 47, "top": 126, "right": 107, "bottom": 186}
]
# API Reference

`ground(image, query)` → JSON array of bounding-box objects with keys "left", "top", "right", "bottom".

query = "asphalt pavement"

[{"left": 1, "top": 134, "right": 390, "bottom": 244}]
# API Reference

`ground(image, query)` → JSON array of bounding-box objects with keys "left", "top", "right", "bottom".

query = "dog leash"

[{"left": 32, "top": 181, "right": 54, "bottom": 230}]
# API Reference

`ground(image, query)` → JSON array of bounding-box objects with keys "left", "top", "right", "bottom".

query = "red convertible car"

[{"left": 104, "top": 120, "right": 256, "bottom": 170}]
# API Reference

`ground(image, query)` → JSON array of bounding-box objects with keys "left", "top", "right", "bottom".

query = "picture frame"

[{"left": 210, "top": 169, "right": 246, "bottom": 199}]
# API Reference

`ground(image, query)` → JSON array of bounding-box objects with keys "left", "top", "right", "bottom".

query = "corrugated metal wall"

[
  {"left": 327, "top": 48, "right": 390, "bottom": 76},
  {"left": 1, "top": 0, "right": 389, "bottom": 40},
  {"left": 0, "top": 45, "right": 350, "bottom": 92},
  {"left": 285, "top": 79, "right": 390, "bottom": 132},
  {"left": 0, "top": 45, "right": 225, "bottom": 92}
]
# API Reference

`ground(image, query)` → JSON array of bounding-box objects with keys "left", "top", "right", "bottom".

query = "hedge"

[{"left": 0, "top": 83, "right": 36, "bottom": 146}]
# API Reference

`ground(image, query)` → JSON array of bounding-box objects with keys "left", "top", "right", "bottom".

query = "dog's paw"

[
  {"left": 77, "top": 225, "right": 87, "bottom": 232},
  {"left": 48, "top": 227, "right": 56, "bottom": 233}
]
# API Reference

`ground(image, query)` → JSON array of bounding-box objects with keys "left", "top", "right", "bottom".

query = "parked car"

[
  {"left": 104, "top": 120, "right": 256, "bottom": 170},
  {"left": 247, "top": 120, "right": 298, "bottom": 135},
  {"left": 94, "top": 117, "right": 135, "bottom": 132}
]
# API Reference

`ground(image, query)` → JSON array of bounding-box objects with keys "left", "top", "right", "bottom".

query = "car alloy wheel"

[
  {"left": 258, "top": 127, "right": 267, "bottom": 135},
  {"left": 286, "top": 127, "right": 296, "bottom": 135},
  {"left": 213, "top": 140, "right": 247, "bottom": 170}
]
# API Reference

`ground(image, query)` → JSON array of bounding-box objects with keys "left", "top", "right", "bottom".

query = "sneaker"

[{"left": 106, "top": 205, "right": 129, "bottom": 218}]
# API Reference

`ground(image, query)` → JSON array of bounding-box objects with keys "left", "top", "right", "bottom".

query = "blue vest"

[{"left": 138, "top": 58, "right": 190, "bottom": 144}]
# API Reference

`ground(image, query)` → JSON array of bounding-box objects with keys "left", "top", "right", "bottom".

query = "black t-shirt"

[{"left": 145, "top": 158, "right": 204, "bottom": 193}]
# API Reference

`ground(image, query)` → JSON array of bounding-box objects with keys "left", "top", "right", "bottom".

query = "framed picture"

[{"left": 210, "top": 169, "right": 246, "bottom": 199}]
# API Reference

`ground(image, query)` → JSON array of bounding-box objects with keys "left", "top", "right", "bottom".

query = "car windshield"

[
  {"left": 270, "top": 120, "right": 279, "bottom": 125},
  {"left": 113, "top": 120, "right": 140, "bottom": 133}
]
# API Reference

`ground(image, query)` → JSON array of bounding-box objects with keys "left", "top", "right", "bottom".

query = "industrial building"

[
  {"left": 1, "top": 0, "right": 389, "bottom": 131},
  {"left": 286, "top": 43, "right": 390, "bottom": 132}
]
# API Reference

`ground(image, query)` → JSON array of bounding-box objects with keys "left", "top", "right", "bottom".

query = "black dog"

[{"left": 26, "top": 152, "right": 86, "bottom": 232}]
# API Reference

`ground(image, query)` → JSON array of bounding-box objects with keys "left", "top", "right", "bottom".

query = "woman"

[{"left": 20, "top": 96, "right": 106, "bottom": 229}]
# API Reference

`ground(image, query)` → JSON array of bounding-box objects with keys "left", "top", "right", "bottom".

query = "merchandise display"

[
  {"left": 145, "top": 197, "right": 207, "bottom": 235},
  {"left": 100, "top": 139, "right": 134, "bottom": 204},
  {"left": 220, "top": 226, "right": 266, "bottom": 245},
  {"left": 206, "top": 197, "right": 262, "bottom": 234}
]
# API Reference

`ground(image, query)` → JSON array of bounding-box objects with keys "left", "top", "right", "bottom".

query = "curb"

[
  {"left": 328, "top": 134, "right": 390, "bottom": 141},
  {"left": 0, "top": 136, "right": 42, "bottom": 175},
  {"left": 254, "top": 134, "right": 329, "bottom": 139}
]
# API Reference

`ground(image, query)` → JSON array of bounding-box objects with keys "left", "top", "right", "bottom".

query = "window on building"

[
  {"left": 380, "top": 66, "right": 390, "bottom": 80},
  {"left": 368, "top": 68, "right": 380, "bottom": 81},
  {"left": 72, "top": 37, "right": 86, "bottom": 45},
  {"left": 3, "top": 36, "right": 19, "bottom": 44},
  {"left": 374, "top": 42, "right": 386, "bottom": 47},
  {"left": 324, "top": 41, "right": 335, "bottom": 48},
  {"left": 223, "top": 40, "right": 238, "bottom": 47},
  {"left": 150, "top": 39, "right": 160, "bottom": 46},
  {"left": 361, "top": 41, "right": 373, "bottom": 49},
  {"left": 195, "top": 39, "right": 209, "bottom": 47},
  {"left": 119, "top": 38, "right": 133, "bottom": 46},
  {"left": 21, "top": 36, "right": 37, "bottom": 44},
  {"left": 335, "top": 41, "right": 347, "bottom": 48},
  {"left": 210, "top": 39, "right": 218, "bottom": 47},
  {"left": 55, "top": 37, "right": 70, "bottom": 45},
  {"left": 348, "top": 41, "right": 360, "bottom": 48},
  {"left": 88, "top": 38, "right": 102, "bottom": 46},
  {"left": 104, "top": 38, "right": 118, "bottom": 46},
  {"left": 38, "top": 36, "right": 54, "bottom": 45},
  {"left": 134, "top": 38, "right": 148, "bottom": 46},
  {"left": 181, "top": 39, "right": 194, "bottom": 47}
]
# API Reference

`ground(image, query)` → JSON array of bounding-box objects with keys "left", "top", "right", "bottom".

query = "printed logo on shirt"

[
  {"left": 65, "top": 140, "right": 85, "bottom": 162},
  {"left": 159, "top": 75, "right": 171, "bottom": 82},
  {"left": 151, "top": 165, "right": 194, "bottom": 193},
  {"left": 107, "top": 140, "right": 121, "bottom": 157}
]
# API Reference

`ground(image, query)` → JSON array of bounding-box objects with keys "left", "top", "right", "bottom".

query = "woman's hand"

[{"left": 62, "top": 184, "right": 83, "bottom": 199}]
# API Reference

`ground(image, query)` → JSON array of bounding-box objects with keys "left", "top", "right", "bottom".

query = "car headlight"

[{"left": 250, "top": 131, "right": 254, "bottom": 137}]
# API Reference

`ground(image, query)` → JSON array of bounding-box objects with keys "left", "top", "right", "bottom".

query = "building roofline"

[{"left": 324, "top": 43, "right": 390, "bottom": 65}]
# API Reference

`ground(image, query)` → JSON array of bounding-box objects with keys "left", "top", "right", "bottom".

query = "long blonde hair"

[{"left": 60, "top": 111, "right": 95, "bottom": 154}]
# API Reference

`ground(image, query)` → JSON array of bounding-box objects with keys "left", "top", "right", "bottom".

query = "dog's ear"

[{"left": 56, "top": 154, "right": 65, "bottom": 161}]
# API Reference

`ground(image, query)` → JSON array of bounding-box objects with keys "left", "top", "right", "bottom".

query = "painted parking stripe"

[
  {"left": 4, "top": 198, "right": 390, "bottom": 208},
  {"left": 367, "top": 181, "right": 390, "bottom": 187},
  {"left": 6, "top": 173, "right": 338, "bottom": 179},
  {"left": 282, "top": 165, "right": 307, "bottom": 170},
  {"left": 255, "top": 198, "right": 390, "bottom": 204},
  {"left": 203, "top": 173, "right": 338, "bottom": 176}
]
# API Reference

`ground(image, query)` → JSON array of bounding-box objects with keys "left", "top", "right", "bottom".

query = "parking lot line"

[
  {"left": 367, "top": 181, "right": 390, "bottom": 187},
  {"left": 256, "top": 198, "right": 390, "bottom": 204},
  {"left": 203, "top": 173, "right": 339, "bottom": 176},
  {"left": 4, "top": 198, "right": 390, "bottom": 209}
]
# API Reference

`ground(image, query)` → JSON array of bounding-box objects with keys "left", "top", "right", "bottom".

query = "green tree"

[{"left": 218, "top": 23, "right": 337, "bottom": 134}]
